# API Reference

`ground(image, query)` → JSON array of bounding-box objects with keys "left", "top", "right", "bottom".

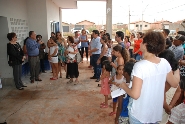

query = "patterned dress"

[{"left": 57, "top": 40, "right": 66, "bottom": 63}]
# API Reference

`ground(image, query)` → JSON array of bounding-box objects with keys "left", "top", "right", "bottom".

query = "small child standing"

[
  {"left": 115, "top": 61, "right": 135, "bottom": 124},
  {"left": 109, "top": 65, "right": 126, "bottom": 116},
  {"left": 100, "top": 60, "right": 112, "bottom": 108}
]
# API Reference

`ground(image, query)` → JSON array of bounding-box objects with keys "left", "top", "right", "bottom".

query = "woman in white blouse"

[
  {"left": 65, "top": 36, "right": 79, "bottom": 85},
  {"left": 119, "top": 31, "right": 180, "bottom": 124}
]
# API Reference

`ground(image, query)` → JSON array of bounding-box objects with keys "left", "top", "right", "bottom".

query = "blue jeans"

[
  {"left": 129, "top": 112, "right": 159, "bottom": 124},
  {"left": 134, "top": 53, "right": 141, "bottom": 61},
  {"left": 91, "top": 54, "right": 101, "bottom": 79}
]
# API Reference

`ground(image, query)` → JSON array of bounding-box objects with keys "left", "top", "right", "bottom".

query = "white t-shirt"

[
  {"left": 67, "top": 45, "right": 77, "bottom": 59},
  {"left": 74, "top": 37, "right": 81, "bottom": 48},
  {"left": 49, "top": 46, "right": 58, "bottom": 56},
  {"left": 111, "top": 75, "right": 126, "bottom": 91},
  {"left": 129, "top": 58, "right": 171, "bottom": 123}
]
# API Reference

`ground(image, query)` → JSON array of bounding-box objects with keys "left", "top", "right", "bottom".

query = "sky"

[{"left": 62, "top": 0, "right": 185, "bottom": 24}]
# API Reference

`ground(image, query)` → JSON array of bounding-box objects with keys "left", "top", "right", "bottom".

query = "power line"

[{"left": 146, "top": 3, "right": 185, "bottom": 16}]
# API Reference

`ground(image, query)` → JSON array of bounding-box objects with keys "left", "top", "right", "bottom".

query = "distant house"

[
  {"left": 169, "top": 20, "right": 185, "bottom": 31},
  {"left": 75, "top": 20, "right": 95, "bottom": 30},
  {"left": 150, "top": 20, "right": 172, "bottom": 30},
  {"left": 62, "top": 22, "right": 70, "bottom": 32},
  {"left": 130, "top": 21, "right": 151, "bottom": 32}
]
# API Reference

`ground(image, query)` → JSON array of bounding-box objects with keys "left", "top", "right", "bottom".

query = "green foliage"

[{"left": 88, "top": 26, "right": 97, "bottom": 33}]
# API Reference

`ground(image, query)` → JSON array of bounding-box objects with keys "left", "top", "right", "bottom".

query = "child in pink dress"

[{"left": 100, "top": 60, "right": 112, "bottom": 108}]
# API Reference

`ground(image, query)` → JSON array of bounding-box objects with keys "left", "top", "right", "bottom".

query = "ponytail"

[
  {"left": 121, "top": 47, "right": 129, "bottom": 64},
  {"left": 113, "top": 45, "right": 129, "bottom": 64}
]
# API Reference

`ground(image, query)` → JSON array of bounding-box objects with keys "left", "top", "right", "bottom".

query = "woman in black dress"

[
  {"left": 65, "top": 36, "right": 79, "bottom": 85},
  {"left": 7, "top": 32, "right": 26, "bottom": 90}
]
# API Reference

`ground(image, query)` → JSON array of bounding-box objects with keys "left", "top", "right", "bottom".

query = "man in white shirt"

[{"left": 89, "top": 30, "right": 102, "bottom": 82}]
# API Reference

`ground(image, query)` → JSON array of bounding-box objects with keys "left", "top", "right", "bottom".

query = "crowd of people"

[{"left": 6, "top": 28, "right": 185, "bottom": 123}]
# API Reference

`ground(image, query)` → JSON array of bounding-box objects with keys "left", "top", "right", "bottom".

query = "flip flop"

[
  {"left": 67, "top": 80, "right": 73, "bottom": 84},
  {"left": 100, "top": 102, "right": 105, "bottom": 106},
  {"left": 74, "top": 81, "right": 79, "bottom": 85},
  {"left": 109, "top": 112, "right": 116, "bottom": 116},
  {"left": 100, "top": 104, "right": 108, "bottom": 108}
]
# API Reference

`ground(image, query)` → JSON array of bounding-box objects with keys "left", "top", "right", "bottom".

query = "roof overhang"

[{"left": 52, "top": 0, "right": 106, "bottom": 9}]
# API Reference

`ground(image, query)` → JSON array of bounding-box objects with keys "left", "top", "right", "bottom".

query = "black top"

[
  {"left": 7, "top": 42, "right": 24, "bottom": 66},
  {"left": 165, "top": 38, "right": 172, "bottom": 49}
]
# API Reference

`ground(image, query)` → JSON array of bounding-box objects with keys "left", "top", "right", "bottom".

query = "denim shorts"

[
  {"left": 128, "top": 112, "right": 159, "bottom": 124},
  {"left": 113, "top": 97, "right": 118, "bottom": 102}
]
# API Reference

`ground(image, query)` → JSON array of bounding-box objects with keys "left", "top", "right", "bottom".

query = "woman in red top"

[{"left": 133, "top": 32, "right": 143, "bottom": 61}]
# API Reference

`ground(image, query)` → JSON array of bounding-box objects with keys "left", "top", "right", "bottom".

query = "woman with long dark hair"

[
  {"left": 56, "top": 32, "right": 67, "bottom": 78},
  {"left": 7, "top": 32, "right": 26, "bottom": 90}
]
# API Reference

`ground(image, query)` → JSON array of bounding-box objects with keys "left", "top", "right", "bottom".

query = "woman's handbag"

[{"left": 75, "top": 52, "right": 82, "bottom": 64}]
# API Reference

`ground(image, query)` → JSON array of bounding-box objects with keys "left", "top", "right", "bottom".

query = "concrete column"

[
  {"left": 59, "top": 7, "right": 63, "bottom": 35},
  {"left": 106, "top": 0, "right": 112, "bottom": 39}
]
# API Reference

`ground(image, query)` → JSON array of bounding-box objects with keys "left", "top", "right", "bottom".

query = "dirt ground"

[{"left": 0, "top": 60, "right": 176, "bottom": 124}]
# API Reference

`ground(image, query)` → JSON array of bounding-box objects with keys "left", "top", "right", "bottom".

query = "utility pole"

[
  {"left": 141, "top": 4, "right": 149, "bottom": 31},
  {"left": 128, "top": 5, "right": 130, "bottom": 31}
]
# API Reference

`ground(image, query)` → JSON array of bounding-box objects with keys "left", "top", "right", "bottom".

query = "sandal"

[
  {"left": 67, "top": 79, "right": 73, "bottom": 84},
  {"left": 109, "top": 112, "right": 116, "bottom": 116},
  {"left": 74, "top": 81, "right": 79, "bottom": 85},
  {"left": 50, "top": 77, "right": 57, "bottom": 80},
  {"left": 100, "top": 104, "right": 108, "bottom": 108},
  {"left": 100, "top": 102, "right": 105, "bottom": 106}
]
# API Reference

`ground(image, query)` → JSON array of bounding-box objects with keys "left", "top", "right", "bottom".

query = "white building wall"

[
  {"left": 46, "top": 0, "right": 60, "bottom": 40},
  {"left": 26, "top": 0, "right": 48, "bottom": 44},
  {"left": 130, "top": 24, "right": 135, "bottom": 30},
  {"left": 0, "top": 0, "right": 61, "bottom": 80},
  {"left": 0, "top": 0, "right": 29, "bottom": 78}
]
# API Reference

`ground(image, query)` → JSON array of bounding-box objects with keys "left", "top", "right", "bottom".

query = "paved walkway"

[{"left": 0, "top": 61, "right": 177, "bottom": 124}]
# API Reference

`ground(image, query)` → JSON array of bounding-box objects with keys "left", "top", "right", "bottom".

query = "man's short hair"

[
  {"left": 92, "top": 30, "right": 99, "bottom": 36},
  {"left": 174, "top": 34, "right": 185, "bottom": 42},
  {"left": 177, "top": 31, "right": 185, "bottom": 36},
  {"left": 29, "top": 31, "right": 34, "bottom": 37},
  {"left": 163, "top": 29, "right": 170, "bottom": 36},
  {"left": 116, "top": 31, "right": 124, "bottom": 40}
]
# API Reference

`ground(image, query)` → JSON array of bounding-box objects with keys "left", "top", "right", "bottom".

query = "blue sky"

[{"left": 62, "top": 0, "right": 185, "bottom": 24}]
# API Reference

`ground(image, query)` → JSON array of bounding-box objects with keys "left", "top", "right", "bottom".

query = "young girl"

[
  {"left": 115, "top": 61, "right": 135, "bottom": 124},
  {"left": 109, "top": 65, "right": 126, "bottom": 116},
  {"left": 100, "top": 60, "right": 112, "bottom": 108}
]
